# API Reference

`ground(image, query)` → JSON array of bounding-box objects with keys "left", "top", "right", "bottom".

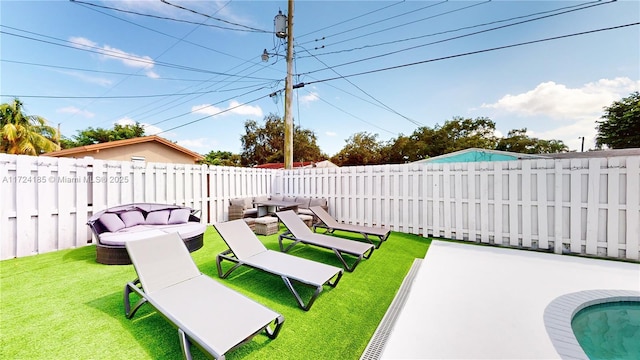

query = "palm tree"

[{"left": 0, "top": 98, "right": 59, "bottom": 155}]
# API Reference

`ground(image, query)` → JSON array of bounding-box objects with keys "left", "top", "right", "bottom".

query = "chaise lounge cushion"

[
  {"left": 154, "top": 223, "right": 208, "bottom": 240},
  {"left": 99, "top": 229, "right": 168, "bottom": 246}
]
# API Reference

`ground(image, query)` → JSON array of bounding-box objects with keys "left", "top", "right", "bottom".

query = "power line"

[
  {"left": 296, "top": 0, "right": 406, "bottom": 39},
  {"left": 297, "top": 44, "right": 423, "bottom": 127},
  {"left": 0, "top": 59, "right": 264, "bottom": 83},
  {"left": 159, "top": 0, "right": 270, "bottom": 33},
  {"left": 298, "top": 0, "right": 449, "bottom": 46},
  {"left": 0, "top": 26, "right": 278, "bottom": 80},
  {"left": 303, "top": 89, "right": 396, "bottom": 136},
  {"left": 69, "top": 0, "right": 265, "bottom": 33},
  {"left": 303, "top": 0, "right": 605, "bottom": 58},
  {"left": 156, "top": 92, "right": 272, "bottom": 134},
  {"left": 299, "top": 0, "right": 615, "bottom": 75},
  {"left": 309, "top": 0, "right": 491, "bottom": 52},
  {"left": 302, "top": 22, "right": 640, "bottom": 86},
  {"left": 1, "top": 84, "right": 270, "bottom": 99}
]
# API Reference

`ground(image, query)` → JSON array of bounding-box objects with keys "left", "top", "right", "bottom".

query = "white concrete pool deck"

[{"left": 378, "top": 240, "right": 640, "bottom": 359}]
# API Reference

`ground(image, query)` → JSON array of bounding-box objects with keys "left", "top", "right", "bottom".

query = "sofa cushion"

[
  {"left": 145, "top": 210, "right": 170, "bottom": 225},
  {"left": 243, "top": 208, "right": 258, "bottom": 217},
  {"left": 310, "top": 197, "right": 327, "bottom": 207},
  {"left": 295, "top": 197, "right": 311, "bottom": 209},
  {"left": 229, "top": 198, "right": 246, "bottom": 209},
  {"left": 168, "top": 208, "right": 190, "bottom": 224},
  {"left": 298, "top": 208, "right": 314, "bottom": 217},
  {"left": 119, "top": 210, "right": 145, "bottom": 227},
  {"left": 253, "top": 195, "right": 269, "bottom": 205},
  {"left": 283, "top": 195, "right": 296, "bottom": 203},
  {"left": 270, "top": 195, "right": 284, "bottom": 201},
  {"left": 99, "top": 213, "right": 126, "bottom": 232}
]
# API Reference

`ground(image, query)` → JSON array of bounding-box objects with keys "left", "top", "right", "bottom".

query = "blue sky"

[{"left": 1, "top": 0, "right": 639, "bottom": 157}]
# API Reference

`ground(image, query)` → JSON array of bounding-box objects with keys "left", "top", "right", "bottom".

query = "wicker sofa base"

[{"left": 96, "top": 233, "right": 204, "bottom": 265}]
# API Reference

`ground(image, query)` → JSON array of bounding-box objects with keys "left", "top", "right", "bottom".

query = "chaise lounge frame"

[
  {"left": 124, "top": 232, "right": 284, "bottom": 360},
  {"left": 213, "top": 219, "right": 343, "bottom": 311},
  {"left": 310, "top": 206, "right": 391, "bottom": 248},
  {"left": 275, "top": 210, "right": 374, "bottom": 272}
]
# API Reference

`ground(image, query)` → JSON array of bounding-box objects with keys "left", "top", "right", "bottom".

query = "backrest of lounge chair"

[
  {"left": 213, "top": 220, "right": 268, "bottom": 259},
  {"left": 310, "top": 206, "right": 339, "bottom": 227},
  {"left": 125, "top": 232, "right": 201, "bottom": 294},
  {"left": 276, "top": 210, "right": 313, "bottom": 238}
]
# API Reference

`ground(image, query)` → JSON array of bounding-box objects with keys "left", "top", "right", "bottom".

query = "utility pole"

[{"left": 283, "top": 0, "right": 294, "bottom": 169}]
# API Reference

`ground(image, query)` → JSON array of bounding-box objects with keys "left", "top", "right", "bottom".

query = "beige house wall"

[{"left": 62, "top": 142, "right": 198, "bottom": 164}]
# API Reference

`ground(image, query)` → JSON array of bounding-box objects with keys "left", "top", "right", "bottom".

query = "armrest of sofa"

[{"left": 228, "top": 204, "right": 245, "bottom": 221}]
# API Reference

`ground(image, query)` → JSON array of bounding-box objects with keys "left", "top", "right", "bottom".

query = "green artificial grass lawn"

[{"left": 0, "top": 225, "right": 430, "bottom": 359}]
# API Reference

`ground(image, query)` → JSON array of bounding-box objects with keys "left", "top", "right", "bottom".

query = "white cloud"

[
  {"left": 299, "top": 91, "right": 319, "bottom": 105},
  {"left": 483, "top": 77, "right": 640, "bottom": 151},
  {"left": 177, "top": 138, "right": 214, "bottom": 150},
  {"left": 69, "top": 36, "right": 158, "bottom": 79},
  {"left": 56, "top": 106, "right": 94, "bottom": 118},
  {"left": 482, "top": 77, "right": 640, "bottom": 120},
  {"left": 115, "top": 117, "right": 162, "bottom": 135},
  {"left": 326, "top": 131, "right": 337, "bottom": 136},
  {"left": 192, "top": 101, "right": 263, "bottom": 117}
]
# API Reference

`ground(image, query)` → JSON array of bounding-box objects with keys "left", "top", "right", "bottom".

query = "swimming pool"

[
  {"left": 544, "top": 289, "right": 640, "bottom": 360},
  {"left": 571, "top": 301, "right": 640, "bottom": 359}
]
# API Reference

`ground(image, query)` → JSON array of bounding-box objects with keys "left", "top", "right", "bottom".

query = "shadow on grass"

[
  {"left": 211, "top": 258, "right": 333, "bottom": 312},
  {"left": 62, "top": 244, "right": 97, "bottom": 263},
  {"left": 86, "top": 288, "right": 264, "bottom": 359}
]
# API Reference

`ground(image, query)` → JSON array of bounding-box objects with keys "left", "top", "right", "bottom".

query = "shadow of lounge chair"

[
  {"left": 124, "top": 232, "right": 284, "bottom": 360},
  {"left": 310, "top": 206, "right": 391, "bottom": 249},
  {"left": 275, "top": 210, "right": 374, "bottom": 272},
  {"left": 213, "top": 219, "right": 343, "bottom": 311}
]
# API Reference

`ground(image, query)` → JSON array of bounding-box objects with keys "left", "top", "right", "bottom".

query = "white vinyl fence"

[{"left": 1, "top": 153, "right": 638, "bottom": 262}]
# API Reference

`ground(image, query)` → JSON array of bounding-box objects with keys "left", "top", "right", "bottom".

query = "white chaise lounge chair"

[
  {"left": 275, "top": 210, "right": 374, "bottom": 272},
  {"left": 124, "top": 232, "right": 284, "bottom": 360},
  {"left": 213, "top": 219, "right": 343, "bottom": 311},
  {"left": 310, "top": 206, "right": 391, "bottom": 248}
]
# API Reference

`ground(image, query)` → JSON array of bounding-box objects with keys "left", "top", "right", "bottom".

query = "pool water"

[{"left": 571, "top": 301, "right": 640, "bottom": 359}]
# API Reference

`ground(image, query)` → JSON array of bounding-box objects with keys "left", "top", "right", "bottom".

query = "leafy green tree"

[
  {"left": 63, "top": 122, "right": 146, "bottom": 148},
  {"left": 437, "top": 116, "right": 498, "bottom": 153},
  {"left": 331, "top": 132, "right": 384, "bottom": 166},
  {"left": 200, "top": 150, "right": 242, "bottom": 166},
  {"left": 496, "top": 128, "right": 568, "bottom": 154},
  {"left": 380, "top": 134, "right": 414, "bottom": 164},
  {"left": 240, "top": 113, "right": 326, "bottom": 166},
  {"left": 596, "top": 91, "right": 640, "bottom": 149},
  {"left": 0, "top": 98, "right": 59, "bottom": 155}
]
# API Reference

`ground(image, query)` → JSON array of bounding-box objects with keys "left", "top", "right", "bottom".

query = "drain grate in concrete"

[{"left": 360, "top": 258, "right": 423, "bottom": 360}]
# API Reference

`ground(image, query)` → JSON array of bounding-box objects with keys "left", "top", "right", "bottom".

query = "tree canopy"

[
  {"left": 596, "top": 91, "right": 640, "bottom": 149},
  {"left": 330, "top": 117, "right": 568, "bottom": 166},
  {"left": 0, "top": 99, "right": 59, "bottom": 155},
  {"left": 200, "top": 150, "right": 242, "bottom": 167},
  {"left": 61, "top": 122, "right": 146, "bottom": 148},
  {"left": 240, "top": 113, "right": 326, "bottom": 166}
]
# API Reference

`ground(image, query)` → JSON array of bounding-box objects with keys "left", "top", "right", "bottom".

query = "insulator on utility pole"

[{"left": 275, "top": 10, "right": 287, "bottom": 38}]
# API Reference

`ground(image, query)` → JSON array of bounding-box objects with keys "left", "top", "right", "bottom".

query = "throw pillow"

[
  {"left": 100, "top": 213, "right": 126, "bottom": 232},
  {"left": 145, "top": 210, "right": 170, "bottom": 225},
  {"left": 168, "top": 208, "right": 191, "bottom": 224},
  {"left": 119, "top": 210, "right": 145, "bottom": 227}
]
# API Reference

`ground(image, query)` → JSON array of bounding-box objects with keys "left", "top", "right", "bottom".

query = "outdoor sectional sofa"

[
  {"left": 228, "top": 195, "right": 328, "bottom": 221},
  {"left": 87, "top": 203, "right": 206, "bottom": 265}
]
